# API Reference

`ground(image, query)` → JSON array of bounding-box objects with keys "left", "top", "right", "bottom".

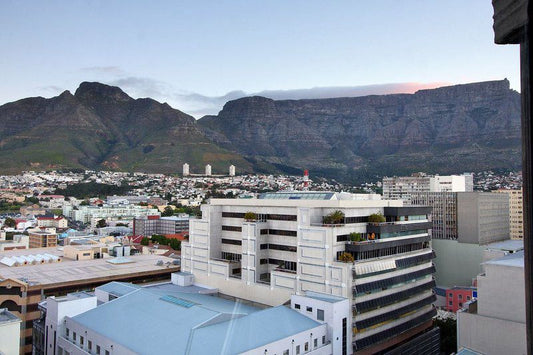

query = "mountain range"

[{"left": 0, "top": 79, "right": 522, "bottom": 182}]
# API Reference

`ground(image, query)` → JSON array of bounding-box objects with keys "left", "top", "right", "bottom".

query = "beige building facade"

[{"left": 494, "top": 189, "right": 523, "bottom": 239}]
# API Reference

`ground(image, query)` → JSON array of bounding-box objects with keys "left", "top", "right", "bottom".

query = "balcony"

[
  {"left": 366, "top": 221, "right": 432, "bottom": 235},
  {"left": 353, "top": 265, "right": 436, "bottom": 295},
  {"left": 345, "top": 234, "right": 431, "bottom": 254}
]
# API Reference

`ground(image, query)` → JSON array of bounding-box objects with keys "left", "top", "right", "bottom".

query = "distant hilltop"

[{"left": 0, "top": 79, "right": 521, "bottom": 182}]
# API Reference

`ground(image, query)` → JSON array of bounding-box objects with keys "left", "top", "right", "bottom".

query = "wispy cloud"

[
  {"left": 58, "top": 67, "right": 451, "bottom": 118},
  {"left": 80, "top": 66, "right": 125, "bottom": 75}
]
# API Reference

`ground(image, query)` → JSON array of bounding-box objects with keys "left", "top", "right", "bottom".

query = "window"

[
  {"left": 459, "top": 302, "right": 463, "bottom": 307},
  {"left": 305, "top": 342, "right": 309, "bottom": 351},
  {"left": 58, "top": 347, "right": 63, "bottom": 355},
  {"left": 66, "top": 328, "right": 69, "bottom": 337},
  {"left": 458, "top": 294, "right": 463, "bottom": 300},
  {"left": 317, "top": 309, "right": 324, "bottom": 321},
  {"left": 322, "top": 335, "right": 326, "bottom": 344},
  {"left": 96, "top": 345, "right": 101, "bottom": 355},
  {"left": 73, "top": 332, "right": 76, "bottom": 342},
  {"left": 283, "top": 350, "right": 289, "bottom": 355},
  {"left": 295, "top": 304, "right": 300, "bottom": 309},
  {"left": 467, "top": 296, "right": 471, "bottom": 300},
  {"left": 306, "top": 306, "right": 312, "bottom": 312},
  {"left": 89, "top": 341, "right": 92, "bottom": 351},
  {"left": 449, "top": 301, "right": 453, "bottom": 306},
  {"left": 105, "top": 350, "right": 110, "bottom": 355},
  {"left": 314, "top": 338, "right": 318, "bottom": 348},
  {"left": 448, "top": 293, "right": 453, "bottom": 298},
  {"left": 296, "top": 345, "right": 300, "bottom": 354},
  {"left": 221, "top": 238, "right": 242, "bottom": 245},
  {"left": 80, "top": 336, "right": 84, "bottom": 346},
  {"left": 222, "top": 225, "right": 242, "bottom": 232}
]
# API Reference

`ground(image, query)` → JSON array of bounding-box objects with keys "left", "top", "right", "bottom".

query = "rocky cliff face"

[
  {"left": 0, "top": 80, "right": 522, "bottom": 181},
  {"left": 199, "top": 79, "right": 522, "bottom": 180},
  {"left": 0, "top": 82, "right": 250, "bottom": 174}
]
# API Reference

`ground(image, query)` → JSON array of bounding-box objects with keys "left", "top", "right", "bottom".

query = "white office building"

[
  {"left": 40, "top": 277, "right": 341, "bottom": 355},
  {"left": 181, "top": 191, "right": 439, "bottom": 354},
  {"left": 383, "top": 173, "right": 473, "bottom": 202}
]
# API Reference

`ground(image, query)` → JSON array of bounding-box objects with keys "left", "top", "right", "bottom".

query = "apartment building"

[
  {"left": 493, "top": 189, "right": 524, "bottom": 239},
  {"left": 63, "top": 204, "right": 160, "bottom": 229},
  {"left": 181, "top": 191, "right": 439, "bottom": 354},
  {"left": 133, "top": 215, "right": 189, "bottom": 237},
  {"left": 29, "top": 232, "right": 57, "bottom": 248},
  {"left": 383, "top": 173, "right": 473, "bottom": 202},
  {"left": 37, "top": 216, "right": 68, "bottom": 229}
]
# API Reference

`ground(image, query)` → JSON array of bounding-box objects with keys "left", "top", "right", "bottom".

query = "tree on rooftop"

[
  {"left": 368, "top": 213, "right": 386, "bottom": 224},
  {"left": 3, "top": 217, "right": 16, "bottom": 228},
  {"left": 140, "top": 237, "right": 150, "bottom": 246},
  {"left": 161, "top": 206, "right": 174, "bottom": 217},
  {"left": 338, "top": 252, "right": 354, "bottom": 263},
  {"left": 323, "top": 210, "right": 345, "bottom": 224},
  {"left": 96, "top": 219, "right": 107, "bottom": 228},
  {"left": 244, "top": 211, "right": 257, "bottom": 221}
]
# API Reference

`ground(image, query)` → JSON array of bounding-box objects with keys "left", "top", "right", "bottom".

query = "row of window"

[
  {"left": 222, "top": 212, "right": 297, "bottom": 221},
  {"left": 221, "top": 238, "right": 242, "bottom": 245},
  {"left": 64, "top": 328, "right": 110, "bottom": 355},
  {"left": 263, "top": 228, "right": 297, "bottom": 237},
  {"left": 222, "top": 225, "right": 242, "bottom": 232}
]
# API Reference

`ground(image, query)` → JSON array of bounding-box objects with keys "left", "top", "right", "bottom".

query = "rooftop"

[
  {"left": 70, "top": 284, "right": 321, "bottom": 355},
  {"left": 304, "top": 291, "right": 346, "bottom": 303},
  {"left": 0, "top": 247, "right": 178, "bottom": 286},
  {"left": 484, "top": 250, "right": 524, "bottom": 268},
  {"left": 0, "top": 308, "right": 21, "bottom": 324},
  {"left": 485, "top": 239, "right": 524, "bottom": 252}
]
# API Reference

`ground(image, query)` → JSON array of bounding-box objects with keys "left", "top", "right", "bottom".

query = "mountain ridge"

[{"left": 0, "top": 79, "right": 522, "bottom": 182}]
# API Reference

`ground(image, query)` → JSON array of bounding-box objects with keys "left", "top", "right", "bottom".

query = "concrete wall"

[
  {"left": 457, "top": 192, "right": 509, "bottom": 245},
  {"left": 0, "top": 315, "right": 21, "bottom": 355},
  {"left": 432, "top": 239, "right": 484, "bottom": 287},
  {"left": 457, "top": 311, "right": 526, "bottom": 355},
  {"left": 477, "top": 263, "right": 525, "bottom": 323}
]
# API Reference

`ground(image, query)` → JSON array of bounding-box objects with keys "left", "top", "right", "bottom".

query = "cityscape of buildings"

[{"left": 0, "top": 169, "right": 527, "bottom": 354}]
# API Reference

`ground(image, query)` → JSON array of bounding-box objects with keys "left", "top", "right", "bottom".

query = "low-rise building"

[
  {"left": 445, "top": 287, "right": 477, "bottom": 313},
  {"left": 37, "top": 216, "right": 68, "bottom": 229},
  {"left": 0, "top": 234, "right": 29, "bottom": 251},
  {"left": 41, "top": 275, "right": 338, "bottom": 355},
  {"left": 133, "top": 215, "right": 189, "bottom": 237},
  {"left": 0, "top": 247, "right": 179, "bottom": 353},
  {"left": 29, "top": 232, "right": 57, "bottom": 248}
]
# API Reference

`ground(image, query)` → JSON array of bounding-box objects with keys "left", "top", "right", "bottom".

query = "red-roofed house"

[{"left": 37, "top": 216, "right": 68, "bottom": 229}]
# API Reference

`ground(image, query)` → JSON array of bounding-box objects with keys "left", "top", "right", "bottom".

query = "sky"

[{"left": 0, "top": 0, "right": 520, "bottom": 117}]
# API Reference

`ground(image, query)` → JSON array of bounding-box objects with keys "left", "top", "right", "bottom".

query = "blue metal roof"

[
  {"left": 70, "top": 285, "right": 321, "bottom": 355},
  {"left": 187, "top": 306, "right": 322, "bottom": 354},
  {"left": 95, "top": 282, "right": 140, "bottom": 297}
]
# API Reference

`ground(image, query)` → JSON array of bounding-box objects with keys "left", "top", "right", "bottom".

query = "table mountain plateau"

[{"left": 0, "top": 79, "right": 521, "bottom": 181}]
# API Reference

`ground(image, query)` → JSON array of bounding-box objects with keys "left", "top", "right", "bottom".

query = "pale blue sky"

[{"left": 0, "top": 0, "right": 520, "bottom": 116}]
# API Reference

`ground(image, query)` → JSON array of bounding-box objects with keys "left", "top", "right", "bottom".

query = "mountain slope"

[
  {"left": 199, "top": 79, "right": 522, "bottom": 180},
  {"left": 0, "top": 82, "right": 251, "bottom": 174}
]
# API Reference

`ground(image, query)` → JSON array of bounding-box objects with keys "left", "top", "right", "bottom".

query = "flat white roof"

[{"left": 0, "top": 247, "right": 178, "bottom": 286}]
